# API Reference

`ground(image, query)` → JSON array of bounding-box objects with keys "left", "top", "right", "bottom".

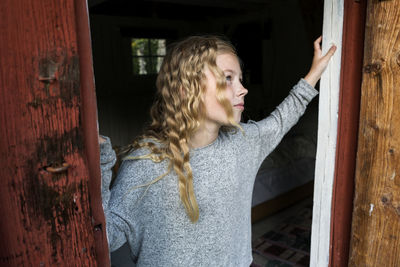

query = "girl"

[{"left": 100, "top": 35, "right": 336, "bottom": 266}]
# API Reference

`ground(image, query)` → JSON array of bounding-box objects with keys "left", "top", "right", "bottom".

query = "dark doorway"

[{"left": 89, "top": 0, "right": 323, "bottom": 265}]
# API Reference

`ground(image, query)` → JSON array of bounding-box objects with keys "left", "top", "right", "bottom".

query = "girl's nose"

[{"left": 237, "top": 84, "right": 248, "bottom": 97}]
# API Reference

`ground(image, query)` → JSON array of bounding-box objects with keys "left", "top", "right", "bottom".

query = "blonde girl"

[{"left": 100, "top": 35, "right": 336, "bottom": 266}]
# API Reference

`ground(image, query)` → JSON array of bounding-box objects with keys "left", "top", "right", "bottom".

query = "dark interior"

[
  {"left": 89, "top": 0, "right": 323, "bottom": 147},
  {"left": 89, "top": 0, "right": 323, "bottom": 265}
]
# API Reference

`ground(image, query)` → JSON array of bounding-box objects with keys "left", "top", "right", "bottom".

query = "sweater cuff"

[
  {"left": 297, "top": 78, "right": 319, "bottom": 100},
  {"left": 99, "top": 135, "right": 116, "bottom": 165}
]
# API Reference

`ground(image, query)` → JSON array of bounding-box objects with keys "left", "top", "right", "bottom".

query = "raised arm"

[
  {"left": 246, "top": 36, "right": 336, "bottom": 163},
  {"left": 247, "top": 79, "right": 318, "bottom": 162}
]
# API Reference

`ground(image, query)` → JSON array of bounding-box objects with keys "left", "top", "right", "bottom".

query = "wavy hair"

[{"left": 122, "top": 36, "right": 241, "bottom": 222}]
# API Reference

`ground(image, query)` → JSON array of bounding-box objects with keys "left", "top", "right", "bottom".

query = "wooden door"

[
  {"left": 0, "top": 0, "right": 109, "bottom": 265},
  {"left": 349, "top": 0, "right": 400, "bottom": 265}
]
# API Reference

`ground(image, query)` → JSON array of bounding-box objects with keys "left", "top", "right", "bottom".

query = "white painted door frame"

[{"left": 310, "top": 0, "right": 344, "bottom": 266}]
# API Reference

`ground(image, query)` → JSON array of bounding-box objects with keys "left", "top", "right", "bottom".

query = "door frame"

[
  {"left": 82, "top": 0, "right": 367, "bottom": 265},
  {"left": 311, "top": 0, "right": 344, "bottom": 264},
  {"left": 311, "top": 0, "right": 367, "bottom": 266}
]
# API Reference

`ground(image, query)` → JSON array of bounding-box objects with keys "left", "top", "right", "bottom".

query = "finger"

[
  {"left": 324, "top": 45, "right": 337, "bottom": 59},
  {"left": 314, "top": 36, "right": 322, "bottom": 48},
  {"left": 320, "top": 45, "right": 336, "bottom": 64},
  {"left": 314, "top": 36, "right": 323, "bottom": 55}
]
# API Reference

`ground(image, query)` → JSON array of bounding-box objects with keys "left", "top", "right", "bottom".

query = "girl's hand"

[
  {"left": 304, "top": 36, "right": 337, "bottom": 88},
  {"left": 99, "top": 135, "right": 107, "bottom": 144}
]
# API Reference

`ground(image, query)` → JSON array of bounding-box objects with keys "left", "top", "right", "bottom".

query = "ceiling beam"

[{"left": 142, "top": 0, "right": 271, "bottom": 10}]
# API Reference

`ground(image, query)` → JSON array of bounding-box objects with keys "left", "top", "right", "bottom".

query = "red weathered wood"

[
  {"left": 74, "top": 0, "right": 110, "bottom": 265},
  {"left": 0, "top": 0, "right": 100, "bottom": 265},
  {"left": 329, "top": 0, "right": 367, "bottom": 266}
]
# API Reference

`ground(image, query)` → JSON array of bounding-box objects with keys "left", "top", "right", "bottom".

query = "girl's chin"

[{"left": 235, "top": 114, "right": 242, "bottom": 123}]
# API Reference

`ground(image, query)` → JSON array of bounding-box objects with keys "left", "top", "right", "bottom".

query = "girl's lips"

[{"left": 234, "top": 104, "right": 244, "bottom": 110}]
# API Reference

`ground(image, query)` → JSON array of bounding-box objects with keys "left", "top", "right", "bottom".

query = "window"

[{"left": 131, "top": 38, "right": 166, "bottom": 75}]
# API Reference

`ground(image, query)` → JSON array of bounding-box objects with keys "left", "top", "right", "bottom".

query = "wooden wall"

[
  {"left": 349, "top": 0, "right": 400, "bottom": 265},
  {"left": 0, "top": 0, "right": 108, "bottom": 265}
]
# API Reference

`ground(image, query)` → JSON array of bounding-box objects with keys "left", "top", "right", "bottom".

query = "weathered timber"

[
  {"left": 0, "top": 0, "right": 106, "bottom": 266},
  {"left": 310, "top": 1, "right": 344, "bottom": 266},
  {"left": 349, "top": 0, "right": 400, "bottom": 266},
  {"left": 74, "top": 0, "right": 110, "bottom": 264}
]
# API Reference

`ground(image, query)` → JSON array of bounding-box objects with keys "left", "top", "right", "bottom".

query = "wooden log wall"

[
  {"left": 0, "top": 0, "right": 107, "bottom": 265},
  {"left": 349, "top": 0, "right": 400, "bottom": 266}
]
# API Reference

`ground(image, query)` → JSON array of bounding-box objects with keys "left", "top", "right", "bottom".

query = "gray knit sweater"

[{"left": 100, "top": 79, "right": 318, "bottom": 267}]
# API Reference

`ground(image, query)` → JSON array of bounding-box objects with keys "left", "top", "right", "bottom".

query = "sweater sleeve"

[
  {"left": 100, "top": 136, "right": 133, "bottom": 252},
  {"left": 99, "top": 136, "right": 116, "bottom": 209},
  {"left": 245, "top": 79, "right": 318, "bottom": 164}
]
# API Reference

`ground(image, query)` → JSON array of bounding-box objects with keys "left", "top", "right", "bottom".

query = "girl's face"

[{"left": 203, "top": 53, "right": 248, "bottom": 127}]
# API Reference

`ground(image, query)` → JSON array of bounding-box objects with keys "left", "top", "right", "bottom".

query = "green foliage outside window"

[{"left": 131, "top": 38, "right": 166, "bottom": 75}]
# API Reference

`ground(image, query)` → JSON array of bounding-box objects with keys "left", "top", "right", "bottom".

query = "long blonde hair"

[{"left": 123, "top": 36, "right": 241, "bottom": 222}]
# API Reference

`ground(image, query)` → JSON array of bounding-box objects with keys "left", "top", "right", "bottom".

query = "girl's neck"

[{"left": 189, "top": 122, "right": 220, "bottom": 149}]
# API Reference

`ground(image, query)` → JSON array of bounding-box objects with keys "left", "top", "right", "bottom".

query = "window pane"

[
  {"left": 145, "top": 57, "right": 154, "bottom": 74},
  {"left": 133, "top": 57, "right": 149, "bottom": 75},
  {"left": 149, "top": 39, "right": 166, "bottom": 56},
  {"left": 131, "top": 38, "right": 150, "bottom": 56},
  {"left": 156, "top": 56, "right": 164, "bottom": 72}
]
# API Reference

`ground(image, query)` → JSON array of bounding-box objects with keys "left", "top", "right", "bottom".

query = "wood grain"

[
  {"left": 0, "top": 0, "right": 99, "bottom": 265},
  {"left": 349, "top": 0, "right": 400, "bottom": 266}
]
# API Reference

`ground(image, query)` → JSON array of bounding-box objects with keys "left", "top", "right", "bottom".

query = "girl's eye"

[{"left": 226, "top": 75, "right": 232, "bottom": 82}]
